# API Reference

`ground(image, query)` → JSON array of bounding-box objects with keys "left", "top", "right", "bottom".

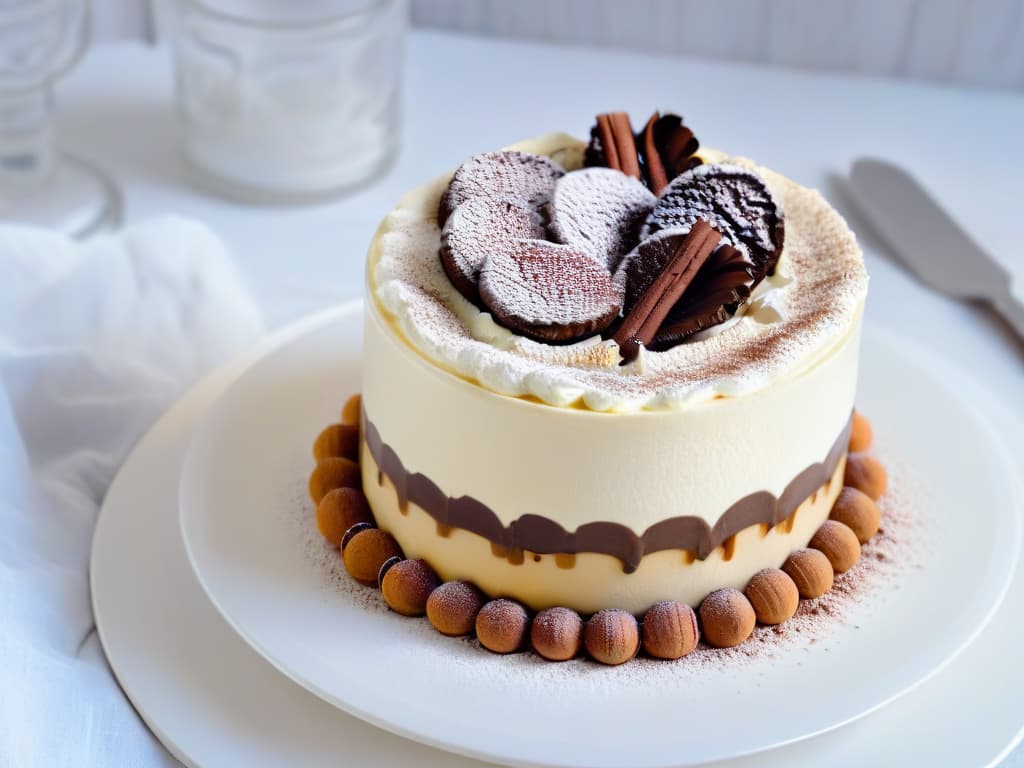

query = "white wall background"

[
  {"left": 93, "top": 0, "right": 1024, "bottom": 90},
  {"left": 410, "top": 0, "right": 1024, "bottom": 89}
]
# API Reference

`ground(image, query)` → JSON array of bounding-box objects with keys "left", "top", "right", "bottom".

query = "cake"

[{"left": 311, "top": 110, "right": 882, "bottom": 661}]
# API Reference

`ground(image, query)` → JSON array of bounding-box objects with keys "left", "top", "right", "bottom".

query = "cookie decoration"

[
  {"left": 547, "top": 167, "right": 655, "bottom": 271},
  {"left": 642, "top": 163, "right": 784, "bottom": 283},
  {"left": 478, "top": 240, "right": 623, "bottom": 343},
  {"left": 438, "top": 150, "right": 565, "bottom": 226},
  {"left": 440, "top": 197, "right": 545, "bottom": 304}
]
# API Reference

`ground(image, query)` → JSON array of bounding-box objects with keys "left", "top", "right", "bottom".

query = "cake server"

[{"left": 848, "top": 158, "right": 1024, "bottom": 340}]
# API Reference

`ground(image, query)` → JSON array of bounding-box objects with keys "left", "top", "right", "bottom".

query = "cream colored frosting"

[
  {"left": 370, "top": 133, "right": 867, "bottom": 413},
  {"left": 361, "top": 299, "right": 859, "bottom": 534}
]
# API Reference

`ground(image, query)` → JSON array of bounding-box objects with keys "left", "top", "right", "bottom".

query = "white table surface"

[{"left": 61, "top": 29, "right": 1024, "bottom": 765}]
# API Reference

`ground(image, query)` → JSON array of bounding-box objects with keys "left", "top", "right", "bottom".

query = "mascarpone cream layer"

[
  {"left": 361, "top": 298, "right": 859, "bottom": 533},
  {"left": 369, "top": 133, "right": 867, "bottom": 413}
]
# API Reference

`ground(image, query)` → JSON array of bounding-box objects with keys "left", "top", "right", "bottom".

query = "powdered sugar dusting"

[
  {"left": 547, "top": 167, "right": 656, "bottom": 271},
  {"left": 479, "top": 241, "right": 622, "bottom": 330},
  {"left": 439, "top": 150, "right": 565, "bottom": 225},
  {"left": 440, "top": 198, "right": 544, "bottom": 299},
  {"left": 371, "top": 134, "right": 868, "bottom": 412}
]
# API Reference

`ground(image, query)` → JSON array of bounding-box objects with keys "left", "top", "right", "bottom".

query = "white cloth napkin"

[{"left": 0, "top": 217, "right": 263, "bottom": 766}]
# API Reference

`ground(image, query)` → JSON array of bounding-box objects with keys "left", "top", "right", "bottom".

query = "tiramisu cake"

[{"left": 310, "top": 110, "right": 886, "bottom": 663}]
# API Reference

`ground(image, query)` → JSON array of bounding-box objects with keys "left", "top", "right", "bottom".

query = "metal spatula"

[{"left": 848, "top": 158, "right": 1024, "bottom": 340}]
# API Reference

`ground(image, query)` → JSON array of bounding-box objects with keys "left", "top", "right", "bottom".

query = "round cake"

[{"left": 359, "top": 114, "right": 867, "bottom": 616}]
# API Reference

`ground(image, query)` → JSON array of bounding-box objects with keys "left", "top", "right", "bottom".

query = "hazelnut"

[
  {"left": 530, "top": 606, "right": 583, "bottom": 661},
  {"left": 745, "top": 568, "right": 799, "bottom": 625},
  {"left": 313, "top": 423, "right": 360, "bottom": 463},
  {"left": 341, "top": 394, "right": 362, "bottom": 426},
  {"left": 844, "top": 453, "right": 887, "bottom": 500},
  {"left": 342, "top": 528, "right": 402, "bottom": 586},
  {"left": 308, "top": 456, "right": 361, "bottom": 504},
  {"left": 476, "top": 599, "right": 529, "bottom": 654},
  {"left": 316, "top": 487, "right": 373, "bottom": 545},
  {"left": 809, "top": 520, "right": 861, "bottom": 574},
  {"left": 584, "top": 609, "right": 640, "bottom": 666},
  {"left": 830, "top": 486, "right": 881, "bottom": 543},
  {"left": 782, "top": 548, "right": 834, "bottom": 598},
  {"left": 426, "top": 581, "right": 484, "bottom": 637},
  {"left": 381, "top": 558, "right": 439, "bottom": 616},
  {"left": 849, "top": 411, "right": 873, "bottom": 452},
  {"left": 641, "top": 601, "right": 699, "bottom": 660},
  {"left": 699, "top": 588, "right": 756, "bottom": 648}
]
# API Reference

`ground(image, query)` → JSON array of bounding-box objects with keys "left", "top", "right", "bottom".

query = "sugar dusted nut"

[
  {"left": 830, "top": 486, "right": 881, "bottom": 544},
  {"left": 810, "top": 520, "right": 861, "bottom": 574},
  {"left": 745, "top": 568, "right": 799, "bottom": 625},
  {"left": 641, "top": 601, "right": 699, "bottom": 660},
  {"left": 849, "top": 411, "right": 873, "bottom": 452},
  {"left": 340, "top": 521, "right": 374, "bottom": 553},
  {"left": 308, "top": 456, "right": 361, "bottom": 504},
  {"left": 316, "top": 487, "right": 374, "bottom": 545},
  {"left": 381, "top": 558, "right": 439, "bottom": 617},
  {"left": 844, "top": 453, "right": 888, "bottom": 500},
  {"left": 530, "top": 606, "right": 583, "bottom": 662},
  {"left": 584, "top": 609, "right": 640, "bottom": 666},
  {"left": 426, "top": 581, "right": 485, "bottom": 637},
  {"left": 783, "top": 548, "right": 834, "bottom": 599},
  {"left": 313, "top": 423, "right": 360, "bottom": 462},
  {"left": 342, "top": 528, "right": 402, "bottom": 586},
  {"left": 341, "top": 394, "right": 362, "bottom": 426},
  {"left": 699, "top": 588, "right": 756, "bottom": 648},
  {"left": 476, "top": 598, "right": 530, "bottom": 654}
]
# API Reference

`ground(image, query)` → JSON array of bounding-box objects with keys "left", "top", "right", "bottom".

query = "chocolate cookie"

[
  {"left": 641, "top": 164, "right": 784, "bottom": 282},
  {"left": 440, "top": 198, "right": 544, "bottom": 304},
  {"left": 547, "top": 167, "right": 655, "bottom": 272},
  {"left": 478, "top": 240, "right": 623, "bottom": 343},
  {"left": 438, "top": 150, "right": 565, "bottom": 226}
]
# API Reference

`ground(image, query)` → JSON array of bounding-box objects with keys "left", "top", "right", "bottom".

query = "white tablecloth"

[{"left": 0, "top": 218, "right": 261, "bottom": 766}]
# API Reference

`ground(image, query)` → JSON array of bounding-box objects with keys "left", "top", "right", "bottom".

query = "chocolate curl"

[
  {"left": 594, "top": 112, "right": 641, "bottom": 180},
  {"left": 640, "top": 113, "right": 670, "bottom": 194},
  {"left": 613, "top": 220, "right": 721, "bottom": 362}
]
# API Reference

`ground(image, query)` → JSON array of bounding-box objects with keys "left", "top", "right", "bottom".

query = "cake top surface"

[{"left": 369, "top": 131, "right": 867, "bottom": 412}]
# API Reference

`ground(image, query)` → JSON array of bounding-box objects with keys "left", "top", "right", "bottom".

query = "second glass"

[{"left": 171, "top": 0, "right": 406, "bottom": 203}]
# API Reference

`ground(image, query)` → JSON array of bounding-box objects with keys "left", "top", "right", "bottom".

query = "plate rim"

[{"left": 177, "top": 311, "right": 1024, "bottom": 768}]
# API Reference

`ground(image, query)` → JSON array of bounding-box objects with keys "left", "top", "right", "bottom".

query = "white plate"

[
  {"left": 92, "top": 303, "right": 1024, "bottom": 768},
  {"left": 178, "top": 306, "right": 1022, "bottom": 768}
]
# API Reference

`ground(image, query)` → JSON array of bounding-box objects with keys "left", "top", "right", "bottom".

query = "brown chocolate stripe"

[{"left": 363, "top": 410, "right": 852, "bottom": 574}]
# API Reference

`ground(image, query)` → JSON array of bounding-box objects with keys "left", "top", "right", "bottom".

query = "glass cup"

[
  {"left": 171, "top": 0, "right": 406, "bottom": 204},
  {"left": 0, "top": 0, "right": 119, "bottom": 237}
]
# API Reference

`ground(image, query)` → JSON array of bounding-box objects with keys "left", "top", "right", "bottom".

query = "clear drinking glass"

[
  {"left": 171, "top": 0, "right": 406, "bottom": 203},
  {"left": 0, "top": 0, "right": 119, "bottom": 237}
]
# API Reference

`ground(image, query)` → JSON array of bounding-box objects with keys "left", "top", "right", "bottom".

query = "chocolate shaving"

[
  {"left": 639, "top": 114, "right": 670, "bottom": 194},
  {"left": 638, "top": 112, "right": 701, "bottom": 194},
  {"left": 589, "top": 112, "right": 641, "bottom": 180},
  {"left": 613, "top": 220, "right": 721, "bottom": 362},
  {"left": 590, "top": 110, "right": 702, "bottom": 193},
  {"left": 650, "top": 245, "right": 754, "bottom": 349},
  {"left": 652, "top": 113, "right": 701, "bottom": 178}
]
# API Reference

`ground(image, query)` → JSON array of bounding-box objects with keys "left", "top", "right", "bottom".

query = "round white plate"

[
  {"left": 178, "top": 306, "right": 1022, "bottom": 768},
  {"left": 93, "top": 303, "right": 1024, "bottom": 768}
]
